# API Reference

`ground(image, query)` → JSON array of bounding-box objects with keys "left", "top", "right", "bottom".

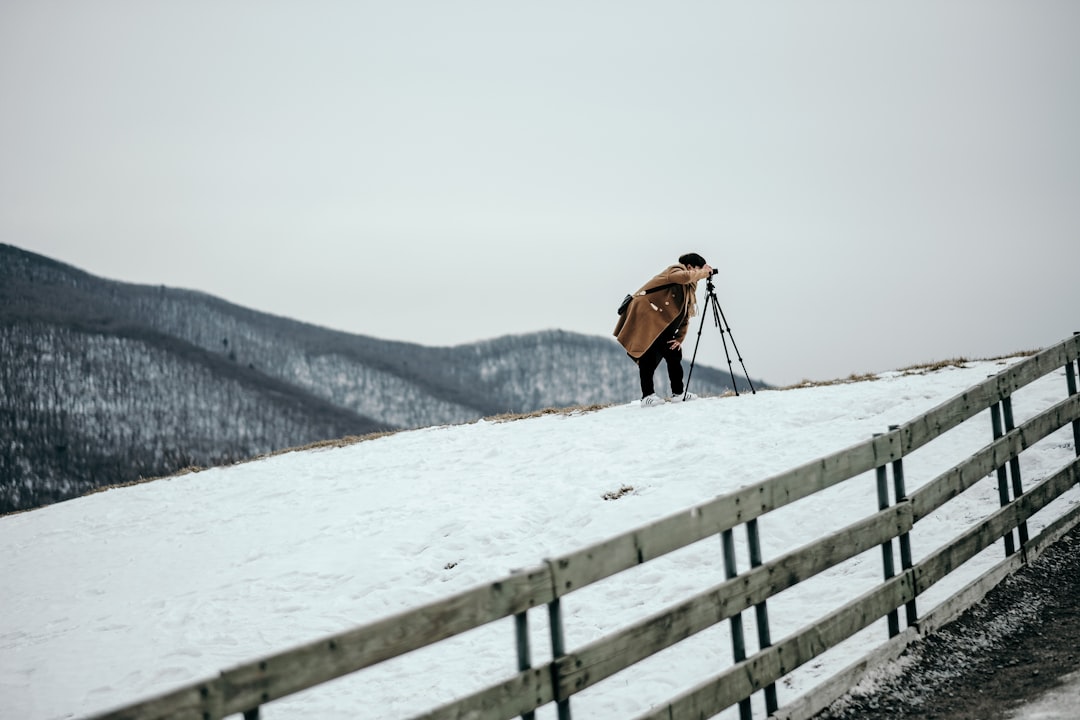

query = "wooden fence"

[{"left": 89, "top": 334, "right": 1080, "bottom": 720}]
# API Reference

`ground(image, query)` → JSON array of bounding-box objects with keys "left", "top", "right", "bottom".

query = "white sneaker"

[
  {"left": 640, "top": 394, "right": 665, "bottom": 407},
  {"left": 670, "top": 392, "right": 698, "bottom": 403}
]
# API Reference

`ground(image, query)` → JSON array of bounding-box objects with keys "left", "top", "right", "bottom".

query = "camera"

[{"left": 709, "top": 268, "right": 718, "bottom": 277}]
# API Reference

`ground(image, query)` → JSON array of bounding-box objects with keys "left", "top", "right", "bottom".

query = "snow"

[
  {"left": 1009, "top": 670, "right": 1080, "bottom": 720},
  {"left": 2, "top": 357, "right": 1078, "bottom": 720}
]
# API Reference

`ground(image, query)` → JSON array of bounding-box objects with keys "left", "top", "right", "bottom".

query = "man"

[{"left": 614, "top": 253, "right": 713, "bottom": 407}]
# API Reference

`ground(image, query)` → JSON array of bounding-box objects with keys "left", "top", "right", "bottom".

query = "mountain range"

[{"left": 0, "top": 243, "right": 763, "bottom": 514}]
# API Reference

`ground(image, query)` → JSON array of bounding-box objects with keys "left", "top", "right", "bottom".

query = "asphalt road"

[{"left": 812, "top": 524, "right": 1080, "bottom": 720}]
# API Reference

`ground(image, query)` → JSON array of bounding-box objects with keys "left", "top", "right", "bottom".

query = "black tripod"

[{"left": 684, "top": 276, "right": 756, "bottom": 398}]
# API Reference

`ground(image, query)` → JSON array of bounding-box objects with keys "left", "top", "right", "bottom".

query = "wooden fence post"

[
  {"left": 515, "top": 611, "right": 536, "bottom": 720},
  {"left": 548, "top": 598, "right": 572, "bottom": 720},
  {"left": 990, "top": 402, "right": 1019, "bottom": 556},
  {"left": 1002, "top": 397, "right": 1030, "bottom": 549},
  {"left": 889, "top": 425, "right": 917, "bottom": 627},
  {"left": 721, "top": 528, "right": 753, "bottom": 720},
  {"left": 746, "top": 518, "right": 779, "bottom": 714},
  {"left": 1068, "top": 333, "right": 1079, "bottom": 456},
  {"left": 874, "top": 433, "right": 900, "bottom": 637}
]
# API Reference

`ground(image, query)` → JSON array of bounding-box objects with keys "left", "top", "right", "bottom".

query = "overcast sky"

[{"left": 2, "top": 2, "right": 1078, "bottom": 386}]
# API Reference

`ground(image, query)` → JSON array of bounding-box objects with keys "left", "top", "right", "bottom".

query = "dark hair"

[{"left": 679, "top": 253, "right": 707, "bottom": 268}]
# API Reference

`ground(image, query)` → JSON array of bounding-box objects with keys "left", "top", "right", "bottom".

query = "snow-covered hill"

[{"left": 2, "top": 355, "right": 1077, "bottom": 719}]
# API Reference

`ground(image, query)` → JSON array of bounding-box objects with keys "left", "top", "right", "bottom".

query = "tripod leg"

[
  {"left": 715, "top": 303, "right": 756, "bottom": 394},
  {"left": 683, "top": 295, "right": 711, "bottom": 400},
  {"left": 712, "top": 293, "right": 739, "bottom": 396}
]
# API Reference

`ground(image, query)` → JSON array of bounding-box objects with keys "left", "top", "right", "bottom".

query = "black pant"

[{"left": 638, "top": 334, "right": 684, "bottom": 398}]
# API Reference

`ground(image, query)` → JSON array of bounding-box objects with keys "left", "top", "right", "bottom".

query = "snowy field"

[{"left": 2, "top": 355, "right": 1078, "bottom": 720}]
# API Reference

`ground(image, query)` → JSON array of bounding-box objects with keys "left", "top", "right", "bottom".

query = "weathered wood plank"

[
  {"left": 1023, "top": 495, "right": 1080, "bottom": 560},
  {"left": 220, "top": 564, "right": 554, "bottom": 715},
  {"left": 910, "top": 428, "right": 1026, "bottom": 522},
  {"left": 770, "top": 627, "right": 919, "bottom": 720},
  {"left": 914, "top": 504, "right": 1021, "bottom": 595},
  {"left": 899, "top": 337, "right": 1079, "bottom": 455},
  {"left": 910, "top": 392, "right": 1080, "bottom": 521},
  {"left": 84, "top": 680, "right": 223, "bottom": 720},
  {"left": 634, "top": 574, "right": 916, "bottom": 720},
  {"left": 555, "top": 505, "right": 913, "bottom": 699},
  {"left": 900, "top": 382, "right": 1002, "bottom": 456},
  {"left": 548, "top": 432, "right": 900, "bottom": 596},
  {"left": 1011, "top": 457, "right": 1080, "bottom": 526},
  {"left": 914, "top": 457, "right": 1080, "bottom": 594},
  {"left": 410, "top": 665, "right": 556, "bottom": 720}
]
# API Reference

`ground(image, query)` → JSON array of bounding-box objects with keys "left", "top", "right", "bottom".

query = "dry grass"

[
  {"left": 783, "top": 371, "right": 881, "bottom": 389},
  {"left": 486, "top": 403, "right": 609, "bottom": 423},
  {"left": 780, "top": 348, "right": 1042, "bottom": 391},
  {"left": 79, "top": 464, "right": 206, "bottom": 501},
  {"left": 897, "top": 357, "right": 972, "bottom": 374},
  {"left": 283, "top": 430, "right": 400, "bottom": 454},
  {"left": 896, "top": 347, "right": 1039, "bottom": 375}
]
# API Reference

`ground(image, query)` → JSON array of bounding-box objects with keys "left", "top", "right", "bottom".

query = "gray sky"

[{"left": 3, "top": 2, "right": 1078, "bottom": 387}]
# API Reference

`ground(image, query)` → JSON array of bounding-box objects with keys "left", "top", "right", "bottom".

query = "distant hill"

[{"left": 0, "top": 243, "right": 764, "bottom": 513}]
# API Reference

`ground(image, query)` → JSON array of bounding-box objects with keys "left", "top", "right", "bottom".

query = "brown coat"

[{"left": 613, "top": 264, "right": 711, "bottom": 359}]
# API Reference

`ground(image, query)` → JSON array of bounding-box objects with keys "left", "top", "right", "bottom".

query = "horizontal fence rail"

[
  {"left": 550, "top": 504, "right": 913, "bottom": 701},
  {"left": 88, "top": 334, "right": 1080, "bottom": 720}
]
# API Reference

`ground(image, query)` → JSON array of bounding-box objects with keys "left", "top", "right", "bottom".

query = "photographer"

[{"left": 614, "top": 253, "right": 714, "bottom": 407}]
